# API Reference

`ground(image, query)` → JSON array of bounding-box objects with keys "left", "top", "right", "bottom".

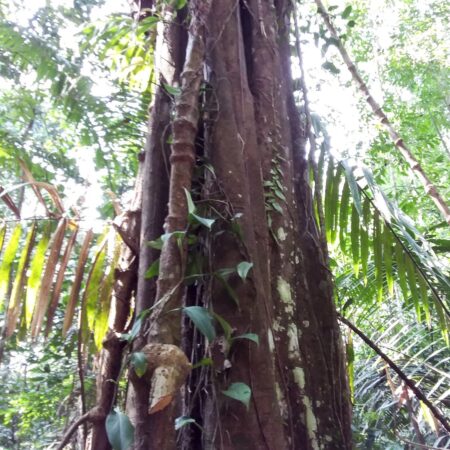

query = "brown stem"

[
  {"left": 135, "top": 3, "right": 211, "bottom": 449},
  {"left": 315, "top": 0, "right": 450, "bottom": 225},
  {"left": 338, "top": 313, "right": 450, "bottom": 433},
  {"left": 56, "top": 411, "right": 92, "bottom": 450},
  {"left": 90, "top": 169, "right": 143, "bottom": 450},
  {"left": 77, "top": 317, "right": 87, "bottom": 447}
]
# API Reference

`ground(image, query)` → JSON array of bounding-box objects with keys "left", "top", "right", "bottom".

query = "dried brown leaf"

[
  {"left": 31, "top": 220, "right": 67, "bottom": 338},
  {"left": 45, "top": 226, "right": 78, "bottom": 337},
  {"left": 19, "top": 160, "right": 65, "bottom": 215},
  {"left": 62, "top": 229, "right": 94, "bottom": 337},
  {"left": 0, "top": 186, "right": 21, "bottom": 219}
]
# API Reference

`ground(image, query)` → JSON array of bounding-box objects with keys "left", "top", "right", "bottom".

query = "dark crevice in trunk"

[{"left": 239, "top": 1, "right": 254, "bottom": 95}]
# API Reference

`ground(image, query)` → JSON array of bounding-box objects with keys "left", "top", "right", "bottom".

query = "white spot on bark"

[
  {"left": 303, "top": 396, "right": 320, "bottom": 450},
  {"left": 277, "top": 277, "right": 293, "bottom": 315},
  {"left": 275, "top": 382, "right": 288, "bottom": 419},
  {"left": 287, "top": 324, "right": 300, "bottom": 357},
  {"left": 277, "top": 227, "right": 287, "bottom": 241},
  {"left": 293, "top": 367, "right": 305, "bottom": 390},
  {"left": 302, "top": 320, "right": 310, "bottom": 328},
  {"left": 272, "top": 319, "right": 284, "bottom": 333},
  {"left": 267, "top": 328, "right": 275, "bottom": 352}
]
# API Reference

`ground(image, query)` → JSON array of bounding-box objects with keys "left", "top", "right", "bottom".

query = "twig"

[
  {"left": 315, "top": 0, "right": 450, "bottom": 225},
  {"left": 338, "top": 313, "right": 450, "bottom": 433}
]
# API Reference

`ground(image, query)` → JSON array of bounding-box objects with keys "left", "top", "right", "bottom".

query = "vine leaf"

[
  {"left": 192, "top": 214, "right": 215, "bottom": 229},
  {"left": 122, "top": 315, "right": 143, "bottom": 343},
  {"left": 183, "top": 306, "right": 216, "bottom": 342},
  {"left": 184, "top": 188, "right": 196, "bottom": 215},
  {"left": 105, "top": 409, "right": 135, "bottom": 450},
  {"left": 130, "top": 352, "right": 148, "bottom": 378},
  {"left": 163, "top": 83, "right": 181, "bottom": 97},
  {"left": 174, "top": 416, "right": 196, "bottom": 431},
  {"left": 145, "top": 259, "right": 159, "bottom": 279},
  {"left": 222, "top": 382, "right": 252, "bottom": 409},
  {"left": 184, "top": 188, "right": 215, "bottom": 229},
  {"left": 192, "top": 357, "right": 213, "bottom": 369},
  {"left": 233, "top": 333, "right": 259, "bottom": 346},
  {"left": 236, "top": 261, "right": 253, "bottom": 281}
]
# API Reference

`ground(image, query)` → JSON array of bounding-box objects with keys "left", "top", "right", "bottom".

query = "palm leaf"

[
  {"left": 0, "top": 224, "right": 22, "bottom": 311},
  {"left": 30, "top": 219, "right": 67, "bottom": 338},
  {"left": 25, "top": 222, "right": 52, "bottom": 328},
  {"left": 62, "top": 229, "right": 94, "bottom": 337},
  {"left": 45, "top": 226, "right": 78, "bottom": 337},
  {"left": 6, "top": 222, "right": 36, "bottom": 337}
]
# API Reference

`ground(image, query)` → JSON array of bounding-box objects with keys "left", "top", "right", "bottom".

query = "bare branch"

[{"left": 338, "top": 314, "right": 450, "bottom": 433}]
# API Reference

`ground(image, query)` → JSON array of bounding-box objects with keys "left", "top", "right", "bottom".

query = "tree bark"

[{"left": 127, "top": 0, "right": 352, "bottom": 448}]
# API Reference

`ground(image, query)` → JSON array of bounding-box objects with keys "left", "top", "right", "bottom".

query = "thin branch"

[
  {"left": 56, "top": 411, "right": 92, "bottom": 450},
  {"left": 338, "top": 313, "right": 450, "bottom": 433},
  {"left": 314, "top": 0, "right": 450, "bottom": 225}
]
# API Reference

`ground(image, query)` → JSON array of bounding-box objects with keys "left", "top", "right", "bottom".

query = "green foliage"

[
  {"left": 0, "top": 335, "right": 78, "bottom": 449},
  {"left": 222, "top": 382, "right": 252, "bottom": 409},
  {"left": 130, "top": 352, "right": 148, "bottom": 378},
  {"left": 183, "top": 306, "right": 216, "bottom": 343},
  {"left": 106, "top": 409, "right": 135, "bottom": 450}
]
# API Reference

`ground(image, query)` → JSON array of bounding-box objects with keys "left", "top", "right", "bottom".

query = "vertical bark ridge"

[
  {"left": 202, "top": 1, "right": 288, "bottom": 449},
  {"left": 128, "top": 5, "right": 187, "bottom": 449},
  {"left": 278, "top": 3, "right": 353, "bottom": 448},
  {"left": 132, "top": 3, "right": 212, "bottom": 449}
]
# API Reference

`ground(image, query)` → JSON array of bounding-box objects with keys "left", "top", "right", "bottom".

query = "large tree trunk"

[{"left": 100, "top": 1, "right": 352, "bottom": 449}]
